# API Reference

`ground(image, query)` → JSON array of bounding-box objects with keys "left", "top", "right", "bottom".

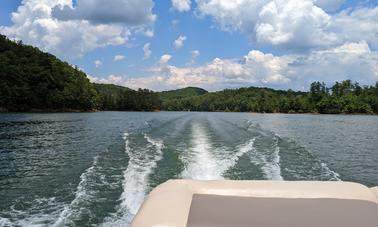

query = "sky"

[{"left": 0, "top": 0, "right": 377, "bottom": 91}]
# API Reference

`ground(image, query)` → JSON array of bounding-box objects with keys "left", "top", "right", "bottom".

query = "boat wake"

[
  {"left": 181, "top": 122, "right": 260, "bottom": 181},
  {"left": 0, "top": 197, "right": 64, "bottom": 227},
  {"left": 255, "top": 137, "right": 283, "bottom": 180},
  {"left": 102, "top": 132, "right": 164, "bottom": 226},
  {"left": 181, "top": 122, "right": 222, "bottom": 180},
  {"left": 231, "top": 135, "right": 283, "bottom": 181},
  {"left": 320, "top": 162, "right": 341, "bottom": 181},
  {"left": 53, "top": 155, "right": 102, "bottom": 226}
]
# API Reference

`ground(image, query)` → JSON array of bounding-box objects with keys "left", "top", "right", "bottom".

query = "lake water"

[{"left": 1, "top": 112, "right": 377, "bottom": 226}]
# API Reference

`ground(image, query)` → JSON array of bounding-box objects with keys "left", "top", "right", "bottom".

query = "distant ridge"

[{"left": 160, "top": 87, "right": 208, "bottom": 101}]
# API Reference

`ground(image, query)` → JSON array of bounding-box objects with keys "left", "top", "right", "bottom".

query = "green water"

[{"left": 0, "top": 112, "right": 377, "bottom": 226}]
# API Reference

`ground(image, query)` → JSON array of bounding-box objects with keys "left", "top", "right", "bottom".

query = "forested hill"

[
  {"left": 92, "top": 86, "right": 207, "bottom": 112},
  {"left": 94, "top": 84, "right": 160, "bottom": 111},
  {"left": 161, "top": 82, "right": 378, "bottom": 114},
  {"left": 1, "top": 35, "right": 378, "bottom": 114},
  {"left": 159, "top": 87, "right": 208, "bottom": 101},
  {"left": 98, "top": 81, "right": 378, "bottom": 114},
  {"left": 0, "top": 35, "right": 98, "bottom": 111}
]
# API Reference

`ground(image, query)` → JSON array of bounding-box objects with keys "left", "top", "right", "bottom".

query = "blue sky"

[
  {"left": 73, "top": 1, "right": 252, "bottom": 77},
  {"left": 0, "top": 0, "right": 377, "bottom": 91}
]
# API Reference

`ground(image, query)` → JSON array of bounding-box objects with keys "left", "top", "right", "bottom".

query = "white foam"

[
  {"left": 266, "top": 140, "right": 284, "bottom": 180},
  {"left": 102, "top": 132, "right": 164, "bottom": 225},
  {"left": 181, "top": 123, "right": 223, "bottom": 180},
  {"left": 181, "top": 123, "right": 259, "bottom": 180},
  {"left": 1, "top": 197, "right": 64, "bottom": 227},
  {"left": 236, "top": 138, "right": 256, "bottom": 160},
  {"left": 53, "top": 156, "right": 99, "bottom": 226},
  {"left": 248, "top": 138, "right": 283, "bottom": 180},
  {"left": 121, "top": 134, "right": 163, "bottom": 214},
  {"left": 320, "top": 162, "right": 341, "bottom": 181},
  {"left": 214, "top": 138, "right": 257, "bottom": 178},
  {"left": 0, "top": 217, "right": 12, "bottom": 227}
]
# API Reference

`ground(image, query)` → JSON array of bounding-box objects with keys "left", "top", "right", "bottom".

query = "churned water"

[{"left": 1, "top": 112, "right": 377, "bottom": 226}]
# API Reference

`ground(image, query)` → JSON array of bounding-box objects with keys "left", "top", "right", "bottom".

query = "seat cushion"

[{"left": 187, "top": 194, "right": 378, "bottom": 227}]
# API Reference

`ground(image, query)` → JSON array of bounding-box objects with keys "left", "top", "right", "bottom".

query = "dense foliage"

[
  {"left": 160, "top": 81, "right": 378, "bottom": 114},
  {"left": 160, "top": 87, "right": 208, "bottom": 101},
  {"left": 0, "top": 35, "right": 98, "bottom": 111},
  {"left": 94, "top": 84, "right": 160, "bottom": 111},
  {"left": 1, "top": 34, "right": 377, "bottom": 114}
]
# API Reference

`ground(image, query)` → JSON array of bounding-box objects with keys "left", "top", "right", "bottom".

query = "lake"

[{"left": 1, "top": 112, "right": 377, "bottom": 226}]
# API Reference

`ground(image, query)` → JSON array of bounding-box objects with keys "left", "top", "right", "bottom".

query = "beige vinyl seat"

[{"left": 131, "top": 180, "right": 378, "bottom": 227}]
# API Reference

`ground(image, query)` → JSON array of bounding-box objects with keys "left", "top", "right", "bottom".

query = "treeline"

[
  {"left": 0, "top": 34, "right": 98, "bottom": 111},
  {"left": 161, "top": 81, "right": 378, "bottom": 114},
  {"left": 94, "top": 84, "right": 160, "bottom": 111},
  {"left": 0, "top": 34, "right": 159, "bottom": 112},
  {"left": 1, "top": 34, "right": 378, "bottom": 114},
  {"left": 159, "top": 87, "right": 208, "bottom": 100}
]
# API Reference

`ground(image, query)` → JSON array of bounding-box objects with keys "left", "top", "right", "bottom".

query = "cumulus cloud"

[
  {"left": 89, "top": 74, "right": 126, "bottom": 86},
  {"left": 144, "top": 29, "right": 154, "bottom": 37},
  {"left": 174, "top": 35, "right": 187, "bottom": 49},
  {"left": 52, "top": 0, "right": 156, "bottom": 25},
  {"left": 255, "top": 0, "right": 334, "bottom": 49},
  {"left": 196, "top": 0, "right": 378, "bottom": 51},
  {"left": 114, "top": 55, "right": 125, "bottom": 61},
  {"left": 143, "top": 43, "right": 152, "bottom": 59},
  {"left": 159, "top": 54, "right": 173, "bottom": 64},
  {"left": 0, "top": 0, "right": 155, "bottom": 58},
  {"left": 94, "top": 60, "right": 103, "bottom": 68},
  {"left": 172, "top": 0, "right": 192, "bottom": 12},
  {"left": 288, "top": 41, "right": 378, "bottom": 86},
  {"left": 330, "top": 7, "right": 378, "bottom": 50},
  {"left": 90, "top": 42, "right": 378, "bottom": 91}
]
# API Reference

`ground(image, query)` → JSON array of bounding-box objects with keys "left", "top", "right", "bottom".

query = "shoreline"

[
  {"left": 0, "top": 109, "right": 376, "bottom": 116},
  {"left": 0, "top": 108, "right": 98, "bottom": 113}
]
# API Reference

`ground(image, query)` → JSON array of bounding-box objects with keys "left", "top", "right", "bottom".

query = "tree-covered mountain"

[
  {"left": 160, "top": 81, "right": 378, "bottom": 114},
  {"left": 94, "top": 84, "right": 131, "bottom": 110},
  {"left": 0, "top": 35, "right": 98, "bottom": 111},
  {"left": 94, "top": 84, "right": 160, "bottom": 111},
  {"left": 160, "top": 87, "right": 208, "bottom": 100},
  {"left": 1, "top": 34, "right": 377, "bottom": 114}
]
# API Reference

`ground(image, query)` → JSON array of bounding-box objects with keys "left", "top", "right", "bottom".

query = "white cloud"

[
  {"left": 159, "top": 54, "right": 173, "bottom": 64},
  {"left": 287, "top": 41, "right": 378, "bottom": 86},
  {"left": 330, "top": 7, "right": 378, "bottom": 50},
  {"left": 89, "top": 74, "right": 125, "bottom": 85},
  {"left": 191, "top": 50, "right": 200, "bottom": 58},
  {"left": 144, "top": 29, "right": 154, "bottom": 37},
  {"left": 190, "top": 50, "right": 200, "bottom": 64},
  {"left": 95, "top": 60, "right": 103, "bottom": 68},
  {"left": 255, "top": 0, "right": 334, "bottom": 50},
  {"left": 196, "top": 0, "right": 269, "bottom": 32},
  {"left": 91, "top": 42, "right": 378, "bottom": 91},
  {"left": 114, "top": 55, "right": 125, "bottom": 61},
  {"left": 143, "top": 43, "right": 152, "bottom": 59},
  {"left": 174, "top": 35, "right": 187, "bottom": 49},
  {"left": 0, "top": 0, "right": 155, "bottom": 58},
  {"left": 172, "top": 0, "right": 191, "bottom": 12},
  {"left": 52, "top": 0, "right": 156, "bottom": 25},
  {"left": 196, "top": 0, "right": 378, "bottom": 51}
]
